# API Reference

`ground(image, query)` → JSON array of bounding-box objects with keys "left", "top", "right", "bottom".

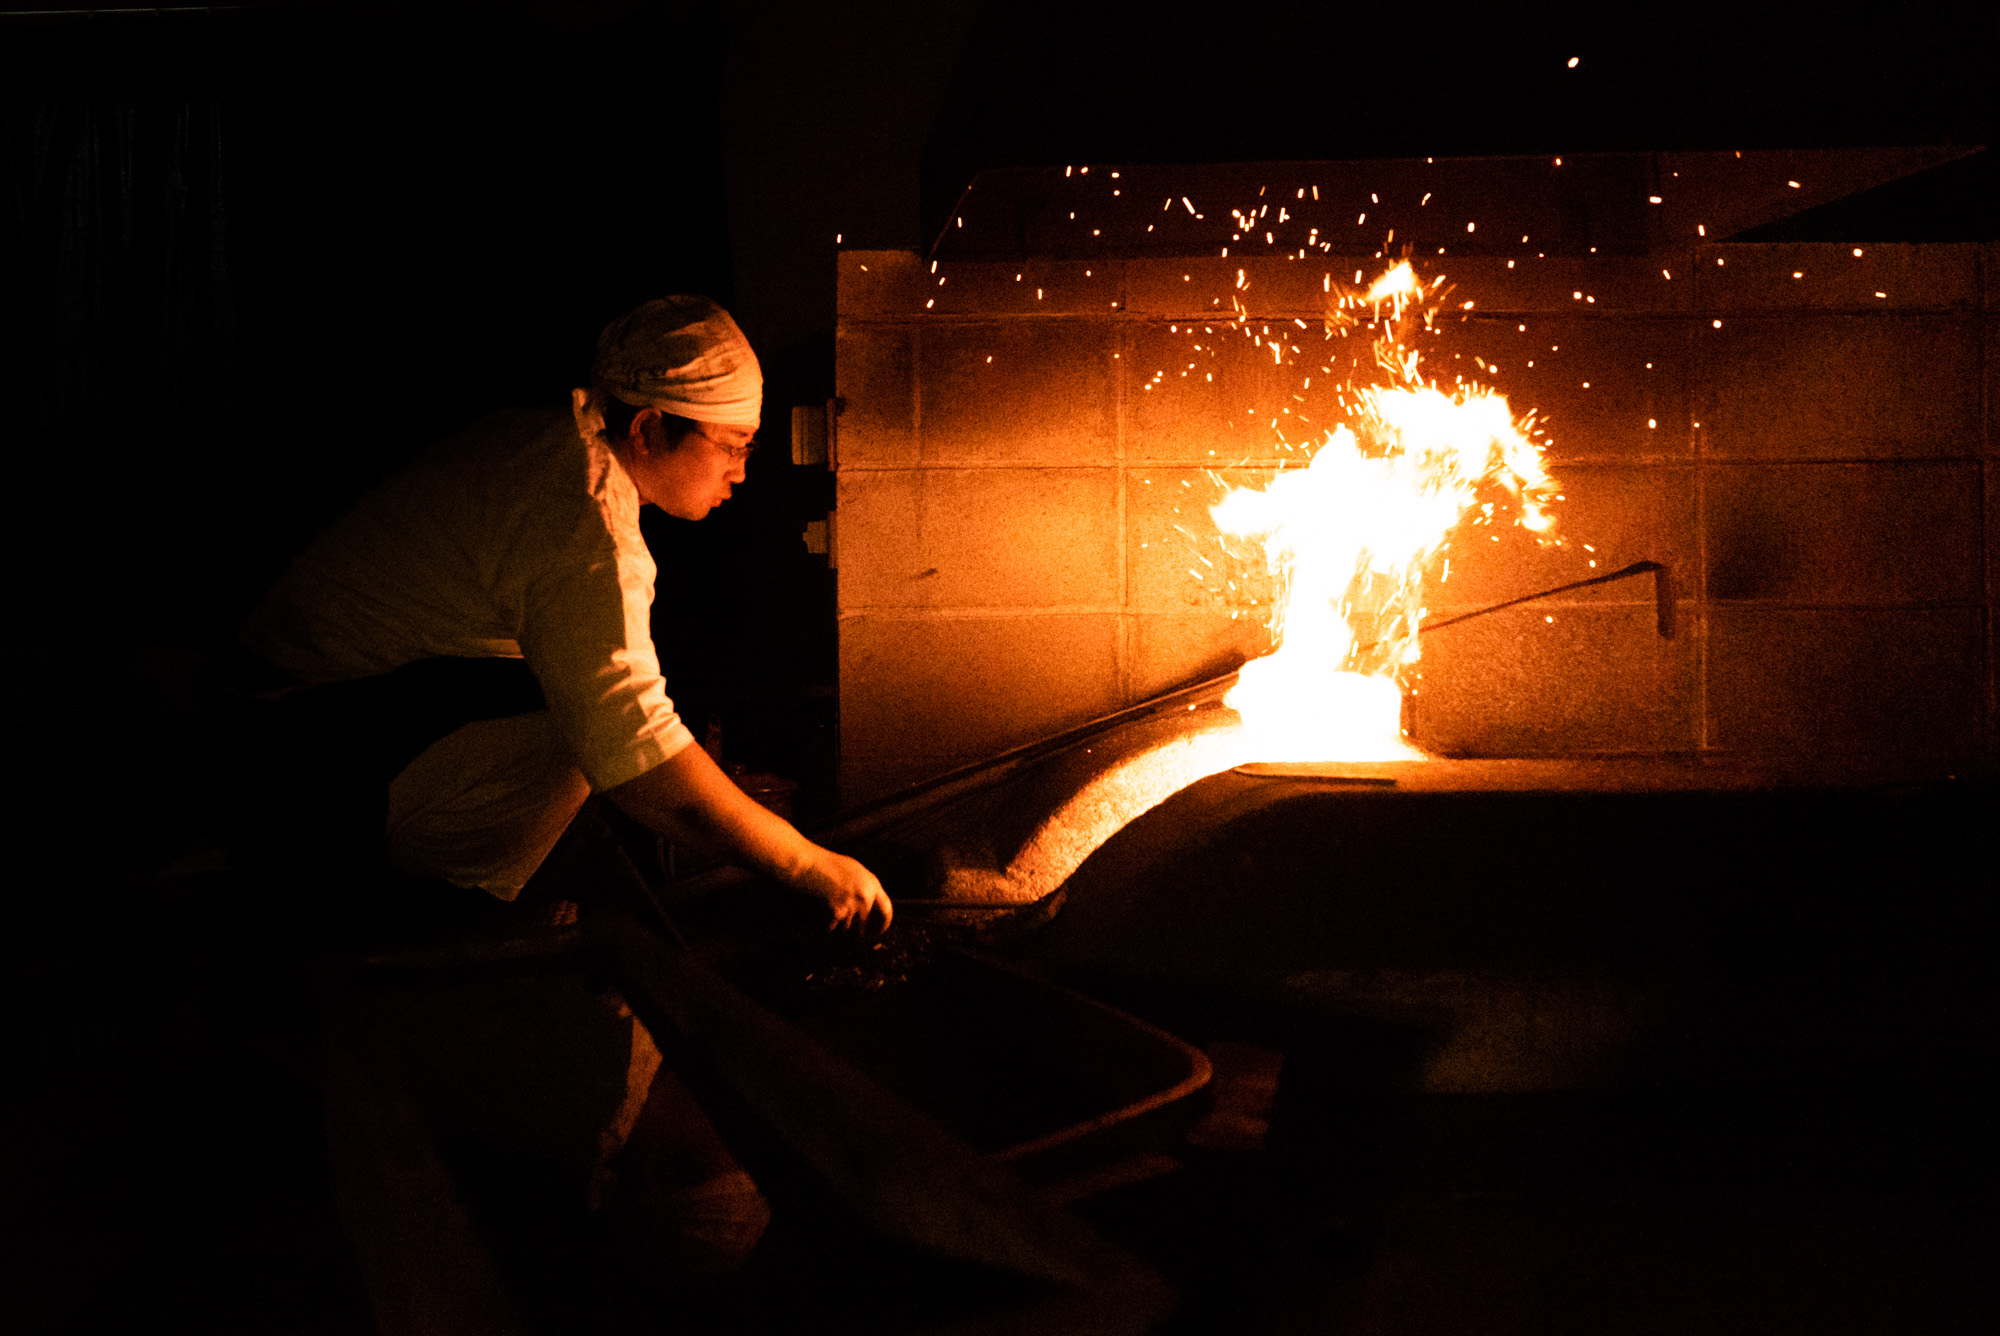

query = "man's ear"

[{"left": 627, "top": 405, "right": 664, "bottom": 452}]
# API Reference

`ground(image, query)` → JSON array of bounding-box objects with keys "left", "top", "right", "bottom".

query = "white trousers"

[{"left": 384, "top": 711, "right": 592, "bottom": 898}]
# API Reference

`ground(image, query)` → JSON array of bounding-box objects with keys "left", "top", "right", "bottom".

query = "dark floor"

[
  {"left": 1093, "top": 1158, "right": 1997, "bottom": 1336},
  {"left": 5, "top": 809, "right": 1995, "bottom": 1335},
  {"left": 3, "top": 911, "right": 369, "bottom": 1334}
]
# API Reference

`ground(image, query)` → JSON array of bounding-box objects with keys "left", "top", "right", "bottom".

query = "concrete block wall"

[{"left": 835, "top": 244, "right": 1995, "bottom": 802}]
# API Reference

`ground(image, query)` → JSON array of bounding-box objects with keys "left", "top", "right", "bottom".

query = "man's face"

[{"left": 626, "top": 411, "right": 755, "bottom": 520}]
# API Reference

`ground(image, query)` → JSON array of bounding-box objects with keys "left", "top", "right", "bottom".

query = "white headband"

[{"left": 588, "top": 295, "right": 762, "bottom": 428}]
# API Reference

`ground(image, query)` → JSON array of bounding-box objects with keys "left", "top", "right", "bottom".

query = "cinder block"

[
  {"left": 1122, "top": 258, "right": 1227, "bottom": 319},
  {"left": 926, "top": 261, "right": 1122, "bottom": 316},
  {"left": 1126, "top": 320, "right": 1336, "bottom": 465},
  {"left": 1128, "top": 286, "right": 1697, "bottom": 468},
  {"left": 1705, "top": 461, "right": 1983, "bottom": 605},
  {"left": 1126, "top": 467, "right": 1276, "bottom": 613},
  {"left": 1707, "top": 607, "right": 1983, "bottom": 757},
  {"left": 1127, "top": 254, "right": 1691, "bottom": 318},
  {"left": 1126, "top": 612, "right": 1272, "bottom": 702},
  {"left": 837, "top": 250, "right": 926, "bottom": 319},
  {"left": 1410, "top": 604, "right": 1698, "bottom": 755},
  {"left": 836, "top": 468, "right": 1119, "bottom": 610},
  {"left": 1125, "top": 257, "right": 1354, "bottom": 318},
  {"left": 833, "top": 470, "right": 921, "bottom": 610},
  {"left": 1425, "top": 255, "right": 1692, "bottom": 315},
  {"left": 839, "top": 612, "right": 1123, "bottom": 796},
  {"left": 833, "top": 326, "right": 916, "bottom": 467},
  {"left": 1428, "top": 316, "right": 1695, "bottom": 461},
  {"left": 1693, "top": 243, "right": 1979, "bottom": 313},
  {"left": 1699, "top": 315, "right": 1981, "bottom": 459},
  {"left": 917, "top": 322, "right": 1116, "bottom": 464},
  {"left": 1127, "top": 462, "right": 1688, "bottom": 625},
  {"left": 1430, "top": 464, "right": 1696, "bottom": 613}
]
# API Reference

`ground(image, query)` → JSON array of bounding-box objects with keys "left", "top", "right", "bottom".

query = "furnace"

[{"left": 829, "top": 148, "right": 1993, "bottom": 805}]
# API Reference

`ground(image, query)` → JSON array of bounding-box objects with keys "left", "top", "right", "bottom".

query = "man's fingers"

[
  {"left": 828, "top": 895, "right": 890, "bottom": 935},
  {"left": 796, "top": 848, "right": 890, "bottom": 934},
  {"left": 859, "top": 882, "right": 891, "bottom": 934}
]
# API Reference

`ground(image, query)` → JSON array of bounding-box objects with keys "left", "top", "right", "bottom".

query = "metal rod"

[
  {"left": 1361, "top": 560, "right": 1675, "bottom": 650},
  {"left": 815, "top": 563, "right": 1676, "bottom": 842},
  {"left": 806, "top": 669, "right": 1241, "bottom": 845}
]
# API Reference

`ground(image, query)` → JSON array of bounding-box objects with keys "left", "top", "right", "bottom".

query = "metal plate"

[{"left": 1231, "top": 762, "right": 1399, "bottom": 784}]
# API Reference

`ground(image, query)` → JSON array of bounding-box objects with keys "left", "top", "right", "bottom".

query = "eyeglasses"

[{"left": 691, "top": 426, "right": 756, "bottom": 462}]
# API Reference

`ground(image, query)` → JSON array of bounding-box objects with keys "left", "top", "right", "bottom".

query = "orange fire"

[
  {"left": 948, "top": 261, "right": 1562, "bottom": 901},
  {"left": 1212, "top": 261, "right": 1557, "bottom": 761}
]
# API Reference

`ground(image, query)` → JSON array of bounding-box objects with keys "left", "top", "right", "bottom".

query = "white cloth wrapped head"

[{"left": 588, "top": 295, "right": 762, "bottom": 429}]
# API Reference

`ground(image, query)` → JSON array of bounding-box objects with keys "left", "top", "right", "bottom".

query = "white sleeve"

[{"left": 506, "top": 471, "right": 695, "bottom": 792}]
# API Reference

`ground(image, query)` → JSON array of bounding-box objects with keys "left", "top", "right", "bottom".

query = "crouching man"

[{"left": 230, "top": 296, "right": 887, "bottom": 1297}]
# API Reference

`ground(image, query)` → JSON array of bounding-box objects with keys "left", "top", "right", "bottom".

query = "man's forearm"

[
  {"left": 603, "top": 739, "right": 891, "bottom": 930},
  {"left": 603, "top": 742, "right": 815, "bottom": 881}
]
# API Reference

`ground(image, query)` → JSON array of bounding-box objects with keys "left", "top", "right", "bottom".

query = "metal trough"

[{"left": 788, "top": 946, "right": 1211, "bottom": 1196}]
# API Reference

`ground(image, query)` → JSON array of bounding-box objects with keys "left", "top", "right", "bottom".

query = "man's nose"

[{"left": 728, "top": 456, "right": 748, "bottom": 483}]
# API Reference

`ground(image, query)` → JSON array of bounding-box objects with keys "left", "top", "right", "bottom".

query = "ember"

[{"left": 1212, "top": 261, "right": 1558, "bottom": 762}]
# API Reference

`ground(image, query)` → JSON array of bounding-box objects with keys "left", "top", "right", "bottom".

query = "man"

[
  {"left": 240, "top": 295, "right": 888, "bottom": 930},
  {"left": 234, "top": 296, "right": 883, "bottom": 1296}
]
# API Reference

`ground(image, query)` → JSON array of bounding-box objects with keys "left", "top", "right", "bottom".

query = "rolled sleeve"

[{"left": 511, "top": 454, "right": 695, "bottom": 792}]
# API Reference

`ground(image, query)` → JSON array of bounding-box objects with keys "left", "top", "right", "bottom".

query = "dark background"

[{"left": 3, "top": 0, "right": 1993, "bottom": 865}]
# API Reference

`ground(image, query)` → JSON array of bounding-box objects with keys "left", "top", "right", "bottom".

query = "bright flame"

[
  {"left": 1211, "top": 263, "right": 1558, "bottom": 761},
  {"left": 1364, "top": 260, "right": 1421, "bottom": 305}
]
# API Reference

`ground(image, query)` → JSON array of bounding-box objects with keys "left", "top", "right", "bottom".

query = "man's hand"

[
  {"left": 606, "top": 743, "right": 894, "bottom": 933},
  {"left": 792, "top": 848, "right": 893, "bottom": 933}
]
